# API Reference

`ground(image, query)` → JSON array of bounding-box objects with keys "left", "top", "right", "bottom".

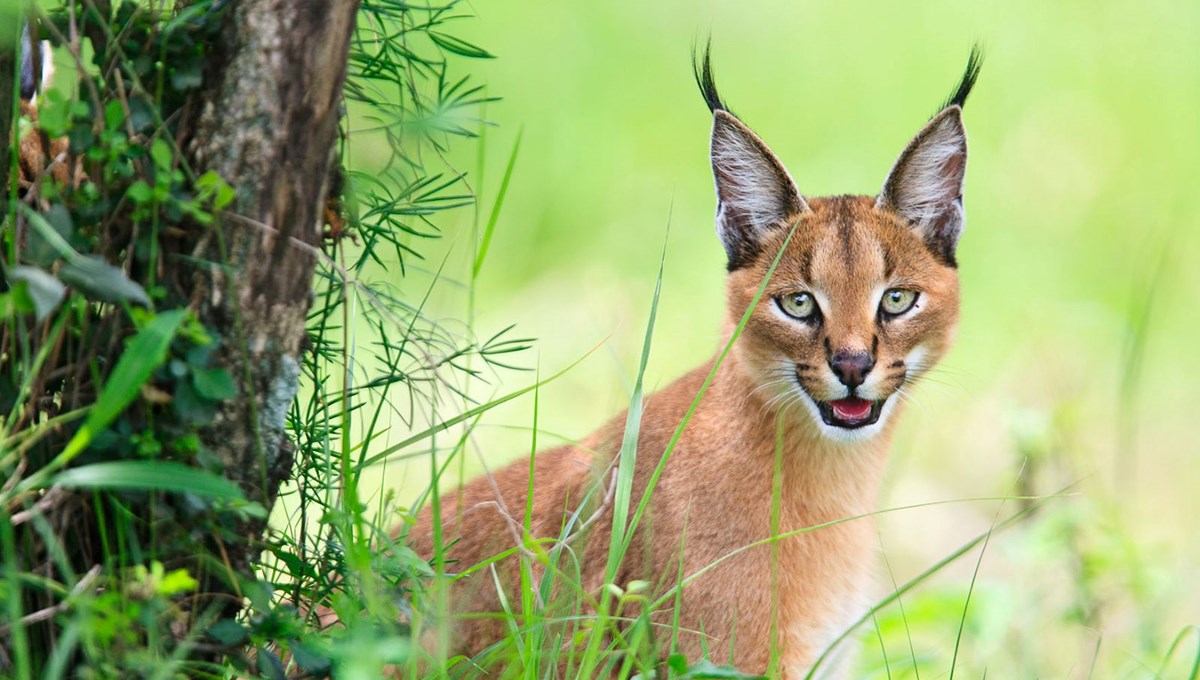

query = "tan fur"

[
  {"left": 17, "top": 100, "right": 73, "bottom": 193},
  {"left": 402, "top": 192, "right": 961, "bottom": 675}
]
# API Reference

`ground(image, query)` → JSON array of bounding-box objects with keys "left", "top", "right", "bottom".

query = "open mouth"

[{"left": 815, "top": 397, "right": 884, "bottom": 429}]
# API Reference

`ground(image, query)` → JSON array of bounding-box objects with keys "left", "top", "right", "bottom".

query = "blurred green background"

[{"left": 346, "top": 0, "right": 1199, "bottom": 675}]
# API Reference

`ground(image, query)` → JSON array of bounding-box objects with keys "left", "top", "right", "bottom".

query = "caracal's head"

[{"left": 698, "top": 47, "right": 981, "bottom": 442}]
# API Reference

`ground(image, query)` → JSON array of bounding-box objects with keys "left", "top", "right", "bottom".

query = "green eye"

[
  {"left": 880, "top": 289, "right": 919, "bottom": 316},
  {"left": 777, "top": 292, "right": 817, "bottom": 320}
]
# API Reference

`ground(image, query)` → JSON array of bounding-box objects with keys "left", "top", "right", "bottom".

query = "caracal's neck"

[{"left": 705, "top": 344, "right": 898, "bottom": 518}]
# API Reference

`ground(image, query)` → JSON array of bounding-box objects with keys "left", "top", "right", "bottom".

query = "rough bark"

[{"left": 185, "top": 0, "right": 357, "bottom": 573}]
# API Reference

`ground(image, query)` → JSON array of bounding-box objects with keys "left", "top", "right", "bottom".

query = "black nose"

[{"left": 829, "top": 351, "right": 874, "bottom": 389}]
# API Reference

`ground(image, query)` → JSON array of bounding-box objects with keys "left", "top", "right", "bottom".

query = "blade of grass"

[
  {"left": 1, "top": 510, "right": 31, "bottom": 680},
  {"left": 877, "top": 533, "right": 919, "bottom": 679},
  {"left": 472, "top": 129, "right": 521, "bottom": 278},
  {"left": 574, "top": 208, "right": 673, "bottom": 673},
  {"left": 521, "top": 364, "right": 541, "bottom": 676},
  {"left": 1117, "top": 243, "right": 1169, "bottom": 495},
  {"left": 1155, "top": 625, "right": 1200, "bottom": 680},
  {"left": 606, "top": 209, "right": 670, "bottom": 575},
  {"left": 767, "top": 414, "right": 784, "bottom": 676},
  {"left": 51, "top": 461, "right": 250, "bottom": 501},
  {"left": 870, "top": 608, "right": 893, "bottom": 680},
  {"left": 948, "top": 462, "right": 1026, "bottom": 679}
]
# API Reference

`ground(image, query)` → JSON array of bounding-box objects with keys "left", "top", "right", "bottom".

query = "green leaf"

[
  {"left": 149, "top": 138, "right": 173, "bottom": 172},
  {"left": 257, "top": 646, "right": 286, "bottom": 680},
  {"left": 427, "top": 31, "right": 494, "bottom": 59},
  {"left": 173, "top": 378, "right": 216, "bottom": 424},
  {"left": 37, "top": 89, "right": 72, "bottom": 137},
  {"left": 157, "top": 567, "right": 199, "bottom": 596},
  {"left": 103, "top": 100, "right": 125, "bottom": 131},
  {"left": 0, "top": 287, "right": 36, "bottom": 318},
  {"left": 26, "top": 205, "right": 75, "bottom": 266},
  {"left": 268, "top": 547, "right": 318, "bottom": 580},
  {"left": 6, "top": 266, "right": 66, "bottom": 321},
  {"left": 52, "top": 460, "right": 247, "bottom": 500},
  {"left": 196, "top": 170, "right": 235, "bottom": 210},
  {"left": 191, "top": 367, "right": 237, "bottom": 401},
  {"left": 290, "top": 640, "right": 331, "bottom": 674},
  {"left": 208, "top": 619, "right": 248, "bottom": 646},
  {"left": 58, "top": 255, "right": 150, "bottom": 306},
  {"left": 24, "top": 209, "right": 148, "bottom": 306},
  {"left": 23, "top": 208, "right": 77, "bottom": 261},
  {"left": 56, "top": 309, "right": 188, "bottom": 464},
  {"left": 671, "top": 658, "right": 765, "bottom": 679},
  {"left": 127, "top": 180, "right": 154, "bottom": 204}
]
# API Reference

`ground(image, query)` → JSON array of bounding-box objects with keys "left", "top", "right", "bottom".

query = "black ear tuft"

[
  {"left": 940, "top": 44, "right": 983, "bottom": 110},
  {"left": 693, "top": 39, "right": 729, "bottom": 114}
]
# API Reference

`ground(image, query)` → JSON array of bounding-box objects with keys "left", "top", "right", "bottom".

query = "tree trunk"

[{"left": 184, "top": 0, "right": 357, "bottom": 575}]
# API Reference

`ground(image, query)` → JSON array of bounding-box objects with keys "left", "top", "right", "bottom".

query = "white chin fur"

[{"left": 794, "top": 394, "right": 898, "bottom": 443}]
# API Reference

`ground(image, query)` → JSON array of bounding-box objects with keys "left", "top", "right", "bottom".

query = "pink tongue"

[{"left": 831, "top": 397, "right": 872, "bottom": 421}]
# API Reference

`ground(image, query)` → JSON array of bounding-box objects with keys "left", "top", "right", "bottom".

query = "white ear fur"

[
  {"left": 710, "top": 110, "right": 809, "bottom": 267},
  {"left": 877, "top": 107, "right": 968, "bottom": 261}
]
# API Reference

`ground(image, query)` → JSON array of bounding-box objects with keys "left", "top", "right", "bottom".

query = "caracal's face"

[
  {"left": 729, "top": 196, "right": 960, "bottom": 442},
  {"left": 699, "top": 45, "right": 974, "bottom": 441}
]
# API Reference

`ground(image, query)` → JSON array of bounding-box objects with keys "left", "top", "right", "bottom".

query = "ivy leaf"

[
  {"left": 58, "top": 255, "right": 150, "bottom": 306},
  {"left": 7, "top": 266, "right": 66, "bottom": 320},
  {"left": 191, "top": 367, "right": 237, "bottom": 401}
]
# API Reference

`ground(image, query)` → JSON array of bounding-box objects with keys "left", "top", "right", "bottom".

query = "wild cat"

[{"left": 404, "top": 46, "right": 982, "bottom": 677}]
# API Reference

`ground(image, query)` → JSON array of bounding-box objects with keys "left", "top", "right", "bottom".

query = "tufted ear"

[
  {"left": 708, "top": 110, "right": 809, "bottom": 270},
  {"left": 876, "top": 106, "right": 968, "bottom": 265},
  {"left": 877, "top": 47, "right": 981, "bottom": 265},
  {"left": 695, "top": 44, "right": 809, "bottom": 270}
]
